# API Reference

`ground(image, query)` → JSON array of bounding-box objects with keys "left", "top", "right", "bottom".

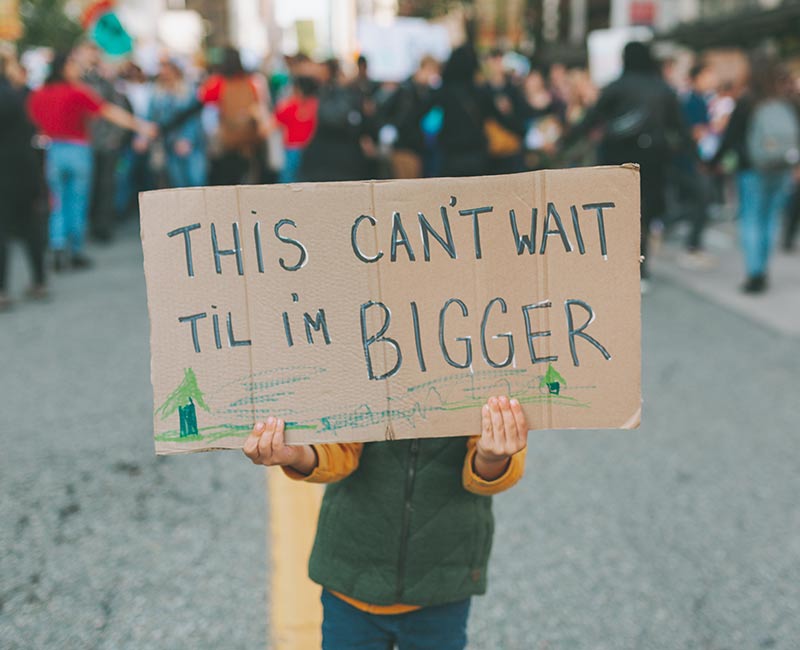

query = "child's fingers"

[
  {"left": 510, "top": 399, "right": 528, "bottom": 446},
  {"left": 488, "top": 397, "right": 505, "bottom": 439},
  {"left": 498, "top": 396, "right": 518, "bottom": 446},
  {"left": 271, "top": 418, "right": 285, "bottom": 456},
  {"left": 257, "top": 417, "right": 277, "bottom": 462},
  {"left": 243, "top": 422, "right": 265, "bottom": 462},
  {"left": 481, "top": 404, "right": 492, "bottom": 440}
]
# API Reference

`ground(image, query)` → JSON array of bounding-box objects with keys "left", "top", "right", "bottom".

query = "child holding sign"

[{"left": 244, "top": 395, "right": 528, "bottom": 650}]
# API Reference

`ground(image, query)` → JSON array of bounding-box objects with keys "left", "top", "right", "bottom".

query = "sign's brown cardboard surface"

[{"left": 141, "top": 166, "right": 641, "bottom": 455}]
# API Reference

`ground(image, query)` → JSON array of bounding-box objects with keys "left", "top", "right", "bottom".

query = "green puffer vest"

[{"left": 308, "top": 437, "right": 495, "bottom": 607}]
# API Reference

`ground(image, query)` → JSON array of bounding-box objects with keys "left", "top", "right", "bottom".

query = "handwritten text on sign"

[{"left": 141, "top": 167, "right": 641, "bottom": 454}]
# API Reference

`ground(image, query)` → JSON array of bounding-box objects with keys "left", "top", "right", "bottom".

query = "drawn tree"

[
  {"left": 156, "top": 368, "right": 210, "bottom": 437},
  {"left": 539, "top": 364, "right": 567, "bottom": 396}
]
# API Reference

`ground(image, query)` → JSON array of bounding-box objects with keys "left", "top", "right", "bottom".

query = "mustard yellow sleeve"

[
  {"left": 462, "top": 436, "right": 526, "bottom": 496},
  {"left": 282, "top": 443, "right": 364, "bottom": 483}
]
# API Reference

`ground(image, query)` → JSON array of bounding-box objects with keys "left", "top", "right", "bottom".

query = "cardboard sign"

[{"left": 141, "top": 166, "right": 641, "bottom": 455}]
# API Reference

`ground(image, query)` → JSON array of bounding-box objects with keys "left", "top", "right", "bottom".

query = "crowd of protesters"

[{"left": 1, "top": 38, "right": 799, "bottom": 311}]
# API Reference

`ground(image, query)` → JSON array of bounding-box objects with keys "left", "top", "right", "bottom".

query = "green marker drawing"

[
  {"left": 156, "top": 368, "right": 211, "bottom": 437},
  {"left": 540, "top": 364, "right": 567, "bottom": 396}
]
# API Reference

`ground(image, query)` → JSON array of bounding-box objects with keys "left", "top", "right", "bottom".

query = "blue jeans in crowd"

[
  {"left": 46, "top": 140, "right": 93, "bottom": 253},
  {"left": 279, "top": 147, "right": 303, "bottom": 184},
  {"left": 737, "top": 169, "right": 792, "bottom": 277},
  {"left": 321, "top": 589, "right": 470, "bottom": 650},
  {"left": 166, "top": 150, "right": 207, "bottom": 188}
]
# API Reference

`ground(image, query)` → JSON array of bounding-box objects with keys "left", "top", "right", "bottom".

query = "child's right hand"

[{"left": 243, "top": 417, "right": 317, "bottom": 474}]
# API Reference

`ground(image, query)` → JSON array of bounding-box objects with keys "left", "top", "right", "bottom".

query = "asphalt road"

[{"left": 1, "top": 223, "right": 798, "bottom": 650}]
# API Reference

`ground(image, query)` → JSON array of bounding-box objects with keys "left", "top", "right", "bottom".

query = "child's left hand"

[{"left": 475, "top": 396, "right": 528, "bottom": 478}]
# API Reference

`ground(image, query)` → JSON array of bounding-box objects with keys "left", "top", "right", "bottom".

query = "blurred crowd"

[{"left": 1, "top": 38, "right": 799, "bottom": 310}]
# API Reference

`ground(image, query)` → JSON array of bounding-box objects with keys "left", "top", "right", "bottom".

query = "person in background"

[
  {"left": 78, "top": 43, "right": 132, "bottom": 243},
  {"left": 483, "top": 49, "right": 527, "bottom": 175},
  {"left": 381, "top": 55, "right": 440, "bottom": 179},
  {"left": 274, "top": 75, "right": 319, "bottom": 183},
  {"left": 148, "top": 58, "right": 206, "bottom": 188},
  {"left": 0, "top": 48, "right": 48, "bottom": 310},
  {"left": 433, "top": 45, "right": 518, "bottom": 177},
  {"left": 673, "top": 61, "right": 717, "bottom": 269},
  {"left": 200, "top": 47, "right": 271, "bottom": 185},
  {"left": 561, "top": 42, "right": 695, "bottom": 289},
  {"left": 27, "top": 50, "right": 155, "bottom": 271},
  {"left": 522, "top": 66, "right": 565, "bottom": 170},
  {"left": 117, "top": 61, "right": 155, "bottom": 214},
  {"left": 712, "top": 53, "right": 800, "bottom": 293},
  {"left": 300, "top": 59, "right": 369, "bottom": 182}
]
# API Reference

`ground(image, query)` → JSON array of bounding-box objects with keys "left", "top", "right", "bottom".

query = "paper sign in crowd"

[{"left": 141, "top": 166, "right": 641, "bottom": 455}]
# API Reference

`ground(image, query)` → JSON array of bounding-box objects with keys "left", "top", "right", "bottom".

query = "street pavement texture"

[{"left": 1, "top": 222, "right": 798, "bottom": 650}]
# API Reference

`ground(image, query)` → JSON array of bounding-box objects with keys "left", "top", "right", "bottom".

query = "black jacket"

[{"left": 564, "top": 72, "right": 693, "bottom": 165}]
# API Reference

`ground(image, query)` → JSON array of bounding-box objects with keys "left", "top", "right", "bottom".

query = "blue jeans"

[
  {"left": 737, "top": 170, "right": 792, "bottom": 276},
  {"left": 166, "top": 150, "right": 207, "bottom": 188},
  {"left": 321, "top": 590, "right": 470, "bottom": 650},
  {"left": 46, "top": 141, "right": 93, "bottom": 253},
  {"left": 279, "top": 147, "right": 303, "bottom": 184}
]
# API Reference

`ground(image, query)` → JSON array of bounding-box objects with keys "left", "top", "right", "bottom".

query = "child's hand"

[
  {"left": 475, "top": 396, "right": 528, "bottom": 480},
  {"left": 242, "top": 417, "right": 317, "bottom": 474}
]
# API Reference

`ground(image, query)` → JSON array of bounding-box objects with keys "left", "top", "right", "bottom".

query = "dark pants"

[
  {"left": 601, "top": 144, "right": 666, "bottom": 278},
  {"left": 0, "top": 190, "right": 46, "bottom": 291},
  {"left": 669, "top": 164, "right": 711, "bottom": 251},
  {"left": 90, "top": 149, "right": 119, "bottom": 241},
  {"left": 321, "top": 590, "right": 470, "bottom": 650},
  {"left": 784, "top": 181, "right": 800, "bottom": 250}
]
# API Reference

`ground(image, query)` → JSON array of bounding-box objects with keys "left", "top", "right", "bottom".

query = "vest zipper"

[{"left": 395, "top": 438, "right": 420, "bottom": 601}]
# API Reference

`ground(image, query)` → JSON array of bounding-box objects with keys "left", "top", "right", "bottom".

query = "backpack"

[
  {"left": 218, "top": 77, "right": 260, "bottom": 152},
  {"left": 746, "top": 99, "right": 800, "bottom": 170}
]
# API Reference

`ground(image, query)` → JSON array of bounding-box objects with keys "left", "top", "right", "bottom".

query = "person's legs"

[
  {"left": 46, "top": 142, "right": 69, "bottom": 256},
  {"left": 783, "top": 180, "right": 800, "bottom": 251},
  {"left": 760, "top": 171, "right": 792, "bottom": 271},
  {"left": 89, "top": 150, "right": 118, "bottom": 241},
  {"left": 396, "top": 599, "right": 471, "bottom": 650},
  {"left": 321, "top": 590, "right": 396, "bottom": 650},
  {"left": 65, "top": 144, "right": 94, "bottom": 260},
  {"left": 737, "top": 170, "right": 763, "bottom": 278},
  {"left": 0, "top": 195, "right": 10, "bottom": 298}
]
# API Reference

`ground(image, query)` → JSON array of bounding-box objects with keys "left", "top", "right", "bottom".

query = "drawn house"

[
  {"left": 540, "top": 364, "right": 567, "bottom": 396},
  {"left": 156, "top": 368, "right": 211, "bottom": 437}
]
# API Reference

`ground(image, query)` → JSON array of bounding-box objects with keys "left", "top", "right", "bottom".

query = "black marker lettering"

[
  {"left": 390, "top": 211, "right": 415, "bottom": 262},
  {"left": 178, "top": 312, "right": 207, "bottom": 353},
  {"left": 480, "top": 297, "right": 514, "bottom": 368},
  {"left": 360, "top": 301, "right": 402, "bottom": 380},
  {"left": 167, "top": 223, "right": 201, "bottom": 277},
  {"left": 227, "top": 312, "right": 251, "bottom": 347},
  {"left": 418, "top": 209, "right": 456, "bottom": 261},
  {"left": 275, "top": 219, "right": 308, "bottom": 271},
  {"left": 410, "top": 301, "right": 426, "bottom": 372},
  {"left": 351, "top": 215, "right": 383, "bottom": 263},
  {"left": 565, "top": 299, "right": 611, "bottom": 366},
  {"left": 303, "top": 309, "right": 331, "bottom": 345},
  {"left": 570, "top": 205, "right": 586, "bottom": 255},
  {"left": 254, "top": 221, "right": 265, "bottom": 272},
  {"left": 582, "top": 202, "right": 615, "bottom": 257},
  {"left": 458, "top": 205, "right": 493, "bottom": 259},
  {"left": 539, "top": 202, "right": 572, "bottom": 254},
  {"left": 521, "top": 301, "right": 557, "bottom": 364},
  {"left": 211, "top": 222, "right": 244, "bottom": 275},
  {"left": 439, "top": 298, "right": 472, "bottom": 369},
  {"left": 509, "top": 208, "right": 537, "bottom": 255}
]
